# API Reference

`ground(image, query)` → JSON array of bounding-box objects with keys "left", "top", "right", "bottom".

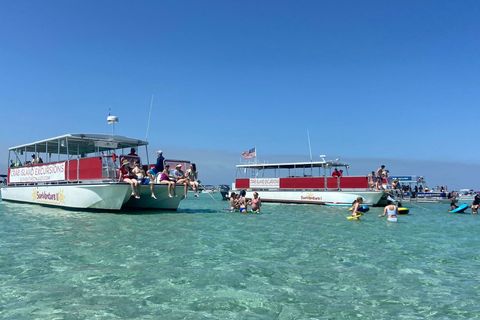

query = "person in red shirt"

[{"left": 332, "top": 168, "right": 340, "bottom": 177}]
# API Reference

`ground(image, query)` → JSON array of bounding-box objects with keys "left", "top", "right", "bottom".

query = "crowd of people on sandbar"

[
  {"left": 228, "top": 190, "right": 261, "bottom": 213},
  {"left": 119, "top": 148, "right": 200, "bottom": 200}
]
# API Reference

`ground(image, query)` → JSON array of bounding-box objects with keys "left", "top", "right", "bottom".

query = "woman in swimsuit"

[
  {"left": 249, "top": 192, "right": 261, "bottom": 213},
  {"left": 158, "top": 164, "right": 175, "bottom": 198},
  {"left": 380, "top": 200, "right": 398, "bottom": 219},
  {"left": 119, "top": 159, "right": 140, "bottom": 199},
  {"left": 186, "top": 163, "right": 200, "bottom": 197}
]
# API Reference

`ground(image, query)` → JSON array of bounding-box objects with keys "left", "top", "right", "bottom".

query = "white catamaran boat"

[
  {"left": 1, "top": 133, "right": 189, "bottom": 211},
  {"left": 232, "top": 160, "right": 387, "bottom": 206}
]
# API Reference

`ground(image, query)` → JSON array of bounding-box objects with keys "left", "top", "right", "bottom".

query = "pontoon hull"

[
  {"left": 0, "top": 184, "right": 131, "bottom": 210},
  {"left": 123, "top": 184, "right": 186, "bottom": 210},
  {"left": 241, "top": 190, "right": 385, "bottom": 206}
]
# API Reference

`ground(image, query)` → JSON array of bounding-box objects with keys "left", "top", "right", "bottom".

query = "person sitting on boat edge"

[
  {"left": 119, "top": 159, "right": 140, "bottom": 199},
  {"left": 249, "top": 191, "right": 261, "bottom": 213},
  {"left": 350, "top": 197, "right": 364, "bottom": 218},
  {"left": 132, "top": 160, "right": 158, "bottom": 199},
  {"left": 186, "top": 163, "right": 200, "bottom": 197},
  {"left": 158, "top": 164, "right": 175, "bottom": 198},
  {"left": 471, "top": 194, "right": 480, "bottom": 214},
  {"left": 146, "top": 165, "right": 158, "bottom": 199},
  {"left": 173, "top": 164, "right": 189, "bottom": 198},
  {"left": 380, "top": 200, "right": 398, "bottom": 219}
]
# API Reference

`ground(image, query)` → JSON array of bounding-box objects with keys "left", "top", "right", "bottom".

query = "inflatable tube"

[
  {"left": 397, "top": 207, "right": 410, "bottom": 215},
  {"left": 348, "top": 205, "right": 369, "bottom": 213},
  {"left": 449, "top": 203, "right": 469, "bottom": 214}
]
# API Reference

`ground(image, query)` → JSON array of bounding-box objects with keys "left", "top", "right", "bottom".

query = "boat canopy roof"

[
  {"left": 9, "top": 134, "right": 148, "bottom": 155},
  {"left": 236, "top": 160, "right": 349, "bottom": 170}
]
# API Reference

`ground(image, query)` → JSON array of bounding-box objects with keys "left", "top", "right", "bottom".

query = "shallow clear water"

[{"left": 1, "top": 195, "right": 479, "bottom": 319}]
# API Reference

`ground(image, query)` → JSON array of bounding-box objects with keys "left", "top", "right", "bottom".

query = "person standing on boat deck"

[
  {"left": 119, "top": 159, "right": 140, "bottom": 199},
  {"left": 158, "top": 164, "right": 175, "bottom": 198},
  {"left": 332, "top": 168, "right": 340, "bottom": 177},
  {"left": 471, "top": 194, "right": 480, "bottom": 214},
  {"left": 367, "top": 171, "right": 375, "bottom": 190},
  {"left": 155, "top": 150, "right": 165, "bottom": 173},
  {"left": 128, "top": 148, "right": 138, "bottom": 156},
  {"left": 375, "top": 165, "right": 386, "bottom": 190},
  {"left": 186, "top": 163, "right": 200, "bottom": 197},
  {"left": 173, "top": 164, "right": 189, "bottom": 198}
]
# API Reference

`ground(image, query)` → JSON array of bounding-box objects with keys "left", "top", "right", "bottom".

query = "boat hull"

[
  {"left": 0, "top": 184, "right": 131, "bottom": 210},
  {"left": 240, "top": 190, "right": 385, "bottom": 206},
  {"left": 123, "top": 184, "right": 185, "bottom": 210}
]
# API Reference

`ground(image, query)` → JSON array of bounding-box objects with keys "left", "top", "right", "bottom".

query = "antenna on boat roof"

[
  {"left": 145, "top": 94, "right": 154, "bottom": 141},
  {"left": 307, "top": 129, "right": 313, "bottom": 162},
  {"left": 107, "top": 108, "right": 119, "bottom": 136}
]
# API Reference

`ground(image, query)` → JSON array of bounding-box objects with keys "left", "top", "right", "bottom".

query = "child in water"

[{"left": 351, "top": 197, "right": 364, "bottom": 218}]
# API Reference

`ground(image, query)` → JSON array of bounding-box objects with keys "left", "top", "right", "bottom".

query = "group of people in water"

[
  {"left": 450, "top": 194, "right": 480, "bottom": 214},
  {"left": 350, "top": 196, "right": 400, "bottom": 221},
  {"left": 119, "top": 148, "right": 200, "bottom": 199},
  {"left": 228, "top": 190, "right": 261, "bottom": 213}
]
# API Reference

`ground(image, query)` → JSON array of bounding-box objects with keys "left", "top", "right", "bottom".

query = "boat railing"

[
  {"left": 234, "top": 176, "right": 371, "bottom": 191},
  {"left": 6, "top": 156, "right": 120, "bottom": 186}
]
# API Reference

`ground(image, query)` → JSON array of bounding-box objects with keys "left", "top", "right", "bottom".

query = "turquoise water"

[{"left": 1, "top": 196, "right": 479, "bottom": 319}]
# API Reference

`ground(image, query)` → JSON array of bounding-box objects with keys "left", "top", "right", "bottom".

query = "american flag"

[{"left": 241, "top": 147, "right": 256, "bottom": 159}]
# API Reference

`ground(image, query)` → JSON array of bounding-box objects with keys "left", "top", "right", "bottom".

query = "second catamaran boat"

[
  {"left": 232, "top": 160, "right": 387, "bottom": 206},
  {"left": 1, "top": 133, "right": 189, "bottom": 211}
]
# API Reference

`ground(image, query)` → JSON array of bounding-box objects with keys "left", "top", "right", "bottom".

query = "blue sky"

[{"left": 1, "top": 0, "right": 479, "bottom": 188}]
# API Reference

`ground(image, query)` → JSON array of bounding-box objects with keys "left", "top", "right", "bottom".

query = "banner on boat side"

[
  {"left": 9, "top": 162, "right": 66, "bottom": 183},
  {"left": 249, "top": 178, "right": 279, "bottom": 189}
]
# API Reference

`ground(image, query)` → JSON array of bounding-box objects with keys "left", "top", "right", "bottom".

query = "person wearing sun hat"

[{"left": 119, "top": 158, "right": 140, "bottom": 199}]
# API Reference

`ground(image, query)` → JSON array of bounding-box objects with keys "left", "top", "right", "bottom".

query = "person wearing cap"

[
  {"left": 155, "top": 150, "right": 165, "bottom": 173},
  {"left": 119, "top": 159, "right": 140, "bottom": 199},
  {"left": 173, "top": 164, "right": 189, "bottom": 198},
  {"left": 158, "top": 164, "right": 175, "bottom": 198}
]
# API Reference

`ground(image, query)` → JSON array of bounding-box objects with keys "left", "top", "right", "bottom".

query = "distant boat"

[
  {"left": 456, "top": 189, "right": 477, "bottom": 202},
  {"left": 201, "top": 185, "right": 216, "bottom": 193},
  {"left": 232, "top": 159, "right": 387, "bottom": 206}
]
